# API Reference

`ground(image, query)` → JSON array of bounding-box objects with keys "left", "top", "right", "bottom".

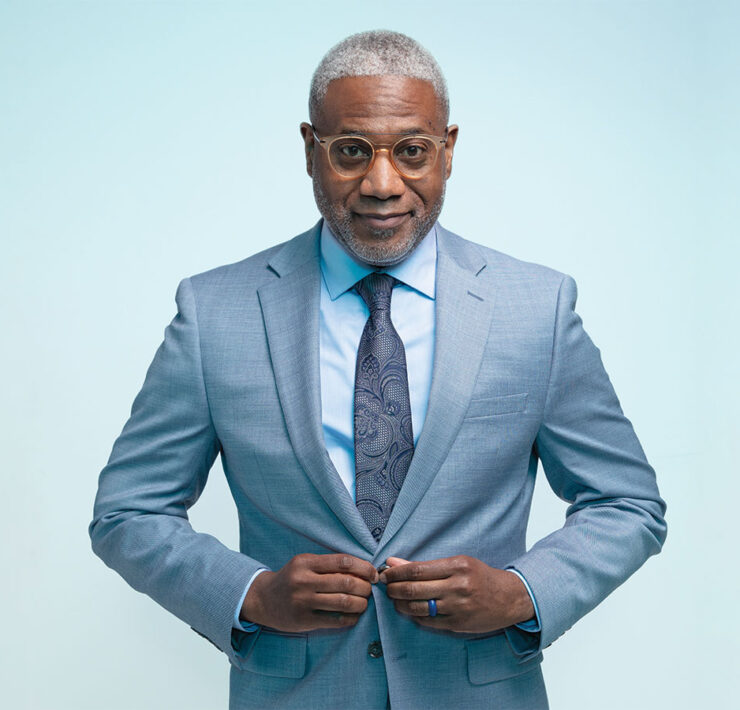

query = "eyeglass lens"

[{"left": 328, "top": 136, "right": 439, "bottom": 178}]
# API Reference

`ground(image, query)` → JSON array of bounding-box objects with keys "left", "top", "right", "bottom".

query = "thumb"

[
  {"left": 379, "top": 556, "right": 411, "bottom": 583},
  {"left": 386, "top": 556, "right": 411, "bottom": 567}
]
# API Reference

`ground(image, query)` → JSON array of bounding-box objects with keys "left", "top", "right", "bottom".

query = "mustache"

[{"left": 311, "top": 175, "right": 445, "bottom": 267}]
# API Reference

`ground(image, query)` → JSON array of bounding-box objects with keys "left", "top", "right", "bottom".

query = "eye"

[
  {"left": 339, "top": 142, "right": 371, "bottom": 158},
  {"left": 401, "top": 144, "right": 424, "bottom": 157},
  {"left": 396, "top": 141, "right": 430, "bottom": 160}
]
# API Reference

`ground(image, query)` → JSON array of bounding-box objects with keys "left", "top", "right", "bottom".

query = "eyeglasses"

[{"left": 312, "top": 127, "right": 448, "bottom": 180}]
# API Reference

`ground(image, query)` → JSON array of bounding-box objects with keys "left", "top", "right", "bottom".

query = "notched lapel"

[
  {"left": 257, "top": 227, "right": 377, "bottom": 552},
  {"left": 378, "top": 230, "right": 497, "bottom": 552}
]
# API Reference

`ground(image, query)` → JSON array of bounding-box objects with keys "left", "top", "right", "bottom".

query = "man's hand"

[
  {"left": 241, "top": 553, "right": 379, "bottom": 632},
  {"left": 380, "top": 556, "right": 535, "bottom": 634}
]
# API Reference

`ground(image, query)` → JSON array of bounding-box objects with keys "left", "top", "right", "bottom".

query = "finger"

[
  {"left": 380, "top": 558, "right": 454, "bottom": 584},
  {"left": 311, "top": 573, "right": 373, "bottom": 597},
  {"left": 313, "top": 592, "right": 369, "bottom": 615},
  {"left": 393, "top": 599, "right": 446, "bottom": 617},
  {"left": 385, "top": 579, "right": 447, "bottom": 601},
  {"left": 377, "top": 556, "right": 409, "bottom": 579},
  {"left": 386, "top": 556, "right": 410, "bottom": 566},
  {"left": 305, "top": 554, "right": 379, "bottom": 583},
  {"left": 377, "top": 556, "right": 409, "bottom": 574}
]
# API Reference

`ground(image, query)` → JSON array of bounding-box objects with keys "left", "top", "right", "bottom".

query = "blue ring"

[{"left": 427, "top": 599, "right": 438, "bottom": 617}]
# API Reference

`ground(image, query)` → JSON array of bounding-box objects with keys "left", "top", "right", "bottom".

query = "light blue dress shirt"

[
  {"left": 318, "top": 221, "right": 436, "bottom": 492},
  {"left": 234, "top": 221, "right": 540, "bottom": 634}
]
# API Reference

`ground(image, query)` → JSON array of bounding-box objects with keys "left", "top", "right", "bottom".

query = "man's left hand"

[{"left": 380, "top": 555, "right": 535, "bottom": 633}]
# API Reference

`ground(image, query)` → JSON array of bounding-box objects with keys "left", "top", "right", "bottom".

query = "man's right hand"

[{"left": 240, "top": 553, "right": 379, "bottom": 632}]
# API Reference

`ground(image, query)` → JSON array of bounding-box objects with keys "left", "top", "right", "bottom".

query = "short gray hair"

[{"left": 309, "top": 30, "right": 449, "bottom": 125}]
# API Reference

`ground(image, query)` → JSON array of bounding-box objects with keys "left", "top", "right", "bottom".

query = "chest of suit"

[{"left": 193, "top": 262, "right": 554, "bottom": 567}]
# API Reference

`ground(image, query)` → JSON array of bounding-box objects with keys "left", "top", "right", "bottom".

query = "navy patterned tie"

[{"left": 354, "top": 273, "right": 414, "bottom": 542}]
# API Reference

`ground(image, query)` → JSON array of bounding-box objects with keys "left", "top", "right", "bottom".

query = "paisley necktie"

[{"left": 353, "top": 273, "right": 414, "bottom": 542}]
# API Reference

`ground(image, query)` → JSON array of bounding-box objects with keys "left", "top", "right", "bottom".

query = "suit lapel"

[
  {"left": 377, "top": 227, "right": 497, "bottom": 553},
  {"left": 257, "top": 224, "right": 377, "bottom": 552}
]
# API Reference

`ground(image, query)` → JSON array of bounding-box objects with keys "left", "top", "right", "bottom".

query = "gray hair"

[{"left": 309, "top": 30, "right": 449, "bottom": 125}]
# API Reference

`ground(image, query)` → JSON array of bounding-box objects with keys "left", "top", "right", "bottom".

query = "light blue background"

[{"left": 1, "top": 1, "right": 737, "bottom": 708}]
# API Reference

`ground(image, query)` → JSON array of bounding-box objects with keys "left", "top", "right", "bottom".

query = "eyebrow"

[{"left": 338, "top": 127, "right": 427, "bottom": 136}]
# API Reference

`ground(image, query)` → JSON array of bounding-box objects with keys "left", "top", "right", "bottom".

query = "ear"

[
  {"left": 299, "top": 122, "right": 315, "bottom": 177},
  {"left": 443, "top": 124, "right": 459, "bottom": 179}
]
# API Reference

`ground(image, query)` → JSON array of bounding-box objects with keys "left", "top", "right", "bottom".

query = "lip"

[{"left": 355, "top": 212, "right": 410, "bottom": 229}]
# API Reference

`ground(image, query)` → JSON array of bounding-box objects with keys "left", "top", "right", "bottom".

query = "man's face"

[{"left": 301, "top": 75, "right": 458, "bottom": 267}]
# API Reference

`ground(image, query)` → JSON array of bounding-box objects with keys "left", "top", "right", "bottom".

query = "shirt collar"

[{"left": 320, "top": 220, "right": 437, "bottom": 301}]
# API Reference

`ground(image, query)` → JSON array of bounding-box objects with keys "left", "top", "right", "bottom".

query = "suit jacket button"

[{"left": 367, "top": 640, "right": 383, "bottom": 658}]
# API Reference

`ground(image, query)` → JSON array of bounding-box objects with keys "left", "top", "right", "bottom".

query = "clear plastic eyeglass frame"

[{"left": 311, "top": 127, "right": 449, "bottom": 180}]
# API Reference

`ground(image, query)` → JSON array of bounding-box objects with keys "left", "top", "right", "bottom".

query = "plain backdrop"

[{"left": 1, "top": 1, "right": 737, "bottom": 708}]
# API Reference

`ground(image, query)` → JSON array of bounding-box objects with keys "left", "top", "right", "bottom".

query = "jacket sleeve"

[
  {"left": 509, "top": 275, "right": 667, "bottom": 655},
  {"left": 89, "top": 277, "right": 264, "bottom": 667}
]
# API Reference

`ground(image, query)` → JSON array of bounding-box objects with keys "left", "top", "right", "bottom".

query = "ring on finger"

[{"left": 427, "top": 599, "right": 438, "bottom": 617}]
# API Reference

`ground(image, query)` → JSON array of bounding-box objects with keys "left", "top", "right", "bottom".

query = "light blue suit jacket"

[{"left": 90, "top": 222, "right": 666, "bottom": 709}]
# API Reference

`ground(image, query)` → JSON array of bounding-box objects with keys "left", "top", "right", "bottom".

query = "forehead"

[{"left": 318, "top": 75, "right": 442, "bottom": 134}]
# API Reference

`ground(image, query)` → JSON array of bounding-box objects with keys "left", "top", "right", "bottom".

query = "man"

[{"left": 90, "top": 30, "right": 666, "bottom": 709}]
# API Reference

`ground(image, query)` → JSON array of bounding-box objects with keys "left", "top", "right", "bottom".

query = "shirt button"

[{"left": 367, "top": 640, "right": 383, "bottom": 658}]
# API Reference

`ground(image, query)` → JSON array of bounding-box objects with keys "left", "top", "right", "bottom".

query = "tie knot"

[{"left": 355, "top": 272, "right": 397, "bottom": 314}]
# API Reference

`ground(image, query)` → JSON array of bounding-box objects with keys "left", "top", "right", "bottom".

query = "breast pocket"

[{"left": 465, "top": 393, "right": 528, "bottom": 420}]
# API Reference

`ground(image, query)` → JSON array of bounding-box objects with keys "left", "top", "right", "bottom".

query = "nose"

[{"left": 359, "top": 149, "right": 406, "bottom": 200}]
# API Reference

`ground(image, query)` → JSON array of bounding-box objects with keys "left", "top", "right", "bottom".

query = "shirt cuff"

[
  {"left": 233, "top": 568, "right": 269, "bottom": 631},
  {"left": 506, "top": 567, "right": 541, "bottom": 633}
]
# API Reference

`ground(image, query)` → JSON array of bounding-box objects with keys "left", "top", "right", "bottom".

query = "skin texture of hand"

[
  {"left": 241, "top": 553, "right": 379, "bottom": 632},
  {"left": 379, "top": 555, "right": 535, "bottom": 633}
]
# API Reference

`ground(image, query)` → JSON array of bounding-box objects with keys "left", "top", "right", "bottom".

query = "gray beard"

[{"left": 313, "top": 178, "right": 445, "bottom": 267}]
